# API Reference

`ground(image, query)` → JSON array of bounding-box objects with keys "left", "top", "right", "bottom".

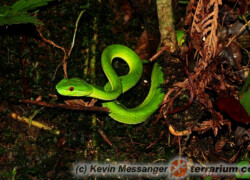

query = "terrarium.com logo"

[{"left": 169, "top": 158, "right": 188, "bottom": 178}]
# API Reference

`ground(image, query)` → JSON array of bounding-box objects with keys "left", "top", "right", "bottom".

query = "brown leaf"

[
  {"left": 217, "top": 96, "right": 250, "bottom": 124},
  {"left": 135, "top": 30, "right": 150, "bottom": 60},
  {"left": 215, "top": 138, "right": 227, "bottom": 153},
  {"left": 134, "top": 30, "right": 158, "bottom": 60},
  {"left": 36, "top": 96, "right": 42, "bottom": 101}
]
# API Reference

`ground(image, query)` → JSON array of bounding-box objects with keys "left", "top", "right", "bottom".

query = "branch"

[
  {"left": 10, "top": 112, "right": 60, "bottom": 135},
  {"left": 20, "top": 99, "right": 110, "bottom": 113}
]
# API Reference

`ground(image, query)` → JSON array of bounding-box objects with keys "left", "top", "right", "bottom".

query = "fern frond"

[
  {"left": 203, "top": 0, "right": 221, "bottom": 61},
  {"left": 190, "top": 0, "right": 204, "bottom": 35},
  {"left": 6, "top": 0, "right": 55, "bottom": 14},
  {"left": 0, "top": 0, "right": 55, "bottom": 26},
  {"left": 185, "top": 0, "right": 196, "bottom": 25},
  {"left": 0, "top": 6, "right": 10, "bottom": 14},
  {"left": 0, "top": 13, "right": 40, "bottom": 25}
]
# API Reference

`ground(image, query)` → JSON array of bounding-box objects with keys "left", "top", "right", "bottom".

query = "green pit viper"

[{"left": 56, "top": 44, "right": 164, "bottom": 124}]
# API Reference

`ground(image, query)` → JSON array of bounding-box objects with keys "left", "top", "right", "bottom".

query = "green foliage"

[
  {"left": 240, "top": 70, "right": 250, "bottom": 116},
  {"left": 240, "top": 90, "right": 250, "bottom": 116},
  {"left": 0, "top": 0, "right": 55, "bottom": 25},
  {"left": 236, "top": 160, "right": 250, "bottom": 179},
  {"left": 176, "top": 29, "right": 185, "bottom": 46}
]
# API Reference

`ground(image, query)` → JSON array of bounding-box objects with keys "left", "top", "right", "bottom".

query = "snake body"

[{"left": 56, "top": 44, "right": 164, "bottom": 124}]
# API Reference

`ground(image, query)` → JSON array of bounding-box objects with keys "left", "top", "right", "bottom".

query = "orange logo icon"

[{"left": 170, "top": 158, "right": 188, "bottom": 178}]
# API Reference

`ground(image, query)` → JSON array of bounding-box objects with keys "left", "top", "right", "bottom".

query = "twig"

[
  {"left": 68, "top": 10, "right": 85, "bottom": 57},
  {"left": 97, "top": 129, "right": 113, "bottom": 146},
  {"left": 36, "top": 25, "right": 68, "bottom": 79},
  {"left": 225, "top": 20, "right": 250, "bottom": 48},
  {"left": 52, "top": 61, "right": 63, "bottom": 80},
  {"left": 219, "top": 20, "right": 250, "bottom": 56},
  {"left": 242, "top": 15, "right": 250, "bottom": 29},
  {"left": 36, "top": 25, "right": 67, "bottom": 53},
  {"left": 28, "top": 107, "right": 44, "bottom": 128},
  {"left": 10, "top": 113, "right": 60, "bottom": 135},
  {"left": 36, "top": 10, "right": 86, "bottom": 79},
  {"left": 149, "top": 47, "right": 169, "bottom": 62},
  {"left": 20, "top": 99, "right": 110, "bottom": 113},
  {"left": 146, "top": 130, "right": 165, "bottom": 149},
  {"left": 62, "top": 10, "right": 86, "bottom": 78}
]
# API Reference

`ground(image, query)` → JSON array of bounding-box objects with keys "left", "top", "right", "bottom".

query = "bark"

[{"left": 156, "top": 0, "right": 177, "bottom": 52}]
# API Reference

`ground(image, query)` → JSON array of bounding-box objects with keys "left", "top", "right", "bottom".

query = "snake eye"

[{"left": 69, "top": 87, "right": 74, "bottom": 91}]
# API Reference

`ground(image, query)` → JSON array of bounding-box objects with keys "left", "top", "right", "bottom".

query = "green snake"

[{"left": 56, "top": 44, "right": 165, "bottom": 124}]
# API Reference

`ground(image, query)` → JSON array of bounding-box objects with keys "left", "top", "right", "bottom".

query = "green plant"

[
  {"left": 0, "top": 0, "right": 55, "bottom": 26},
  {"left": 240, "top": 70, "right": 250, "bottom": 116}
]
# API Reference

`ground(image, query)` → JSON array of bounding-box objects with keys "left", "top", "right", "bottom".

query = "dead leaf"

[
  {"left": 36, "top": 96, "right": 42, "bottom": 101},
  {"left": 135, "top": 30, "right": 158, "bottom": 60}
]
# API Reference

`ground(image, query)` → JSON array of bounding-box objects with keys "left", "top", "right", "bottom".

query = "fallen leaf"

[{"left": 217, "top": 96, "right": 250, "bottom": 124}]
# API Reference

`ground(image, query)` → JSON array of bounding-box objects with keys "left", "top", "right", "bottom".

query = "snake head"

[{"left": 56, "top": 78, "right": 93, "bottom": 97}]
